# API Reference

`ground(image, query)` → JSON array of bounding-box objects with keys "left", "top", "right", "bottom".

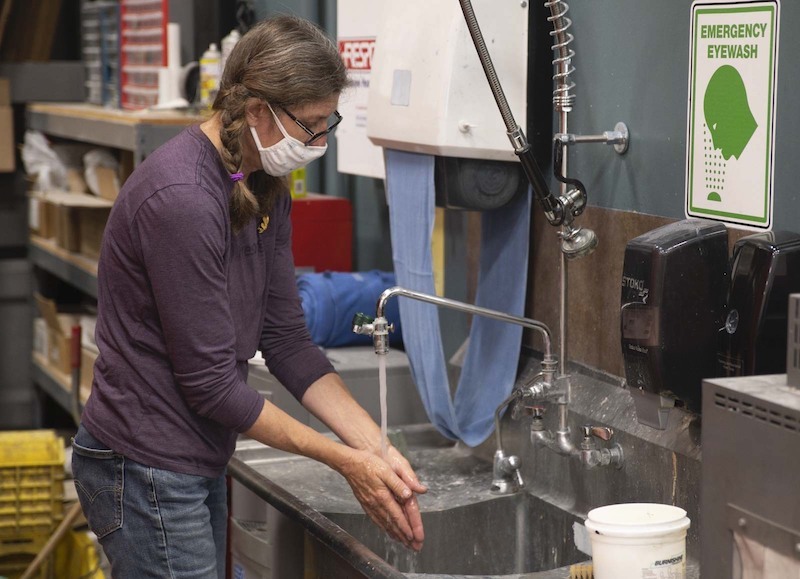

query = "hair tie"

[{"left": 230, "top": 172, "right": 244, "bottom": 182}]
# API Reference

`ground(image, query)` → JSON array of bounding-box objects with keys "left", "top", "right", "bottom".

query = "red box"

[{"left": 290, "top": 194, "right": 352, "bottom": 272}]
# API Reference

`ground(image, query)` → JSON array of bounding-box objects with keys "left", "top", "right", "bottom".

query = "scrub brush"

[{"left": 568, "top": 563, "right": 594, "bottom": 579}]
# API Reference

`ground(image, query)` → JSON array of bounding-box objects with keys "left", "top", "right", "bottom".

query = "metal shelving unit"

[
  {"left": 28, "top": 103, "right": 200, "bottom": 418},
  {"left": 31, "top": 353, "right": 86, "bottom": 415},
  {"left": 29, "top": 235, "right": 99, "bottom": 298},
  {"left": 27, "top": 102, "right": 200, "bottom": 163}
]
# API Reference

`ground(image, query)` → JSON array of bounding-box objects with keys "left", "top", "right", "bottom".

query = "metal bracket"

[
  {"left": 728, "top": 503, "right": 800, "bottom": 560},
  {"left": 554, "top": 121, "right": 630, "bottom": 155}
]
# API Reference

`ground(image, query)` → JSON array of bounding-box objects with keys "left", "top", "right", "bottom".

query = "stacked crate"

[
  {"left": 0, "top": 431, "right": 65, "bottom": 578},
  {"left": 81, "top": 1, "right": 121, "bottom": 107},
  {"left": 120, "top": 0, "right": 168, "bottom": 110}
]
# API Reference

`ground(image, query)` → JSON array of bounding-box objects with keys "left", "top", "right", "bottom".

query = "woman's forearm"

[
  {"left": 243, "top": 397, "right": 352, "bottom": 473},
  {"left": 300, "top": 372, "right": 383, "bottom": 453}
]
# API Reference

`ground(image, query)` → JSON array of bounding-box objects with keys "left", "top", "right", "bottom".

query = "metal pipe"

[
  {"left": 559, "top": 113, "right": 569, "bottom": 379},
  {"left": 376, "top": 286, "right": 554, "bottom": 358},
  {"left": 494, "top": 389, "right": 522, "bottom": 452}
]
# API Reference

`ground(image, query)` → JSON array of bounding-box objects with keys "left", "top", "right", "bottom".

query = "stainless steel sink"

[
  {"left": 234, "top": 425, "right": 589, "bottom": 577},
  {"left": 328, "top": 492, "right": 587, "bottom": 576}
]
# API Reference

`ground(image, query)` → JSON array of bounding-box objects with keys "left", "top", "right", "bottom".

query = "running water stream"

[{"left": 379, "top": 354, "right": 388, "bottom": 459}]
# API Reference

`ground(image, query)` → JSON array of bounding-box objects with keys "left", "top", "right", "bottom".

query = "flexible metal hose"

[
  {"left": 458, "top": 0, "right": 565, "bottom": 224},
  {"left": 458, "top": 0, "right": 517, "bottom": 133}
]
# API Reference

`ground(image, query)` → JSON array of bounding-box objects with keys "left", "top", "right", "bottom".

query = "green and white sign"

[{"left": 686, "top": 1, "right": 779, "bottom": 229}]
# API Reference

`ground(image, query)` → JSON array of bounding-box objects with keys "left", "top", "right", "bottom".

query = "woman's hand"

[
  {"left": 336, "top": 447, "right": 425, "bottom": 551},
  {"left": 384, "top": 444, "right": 427, "bottom": 550}
]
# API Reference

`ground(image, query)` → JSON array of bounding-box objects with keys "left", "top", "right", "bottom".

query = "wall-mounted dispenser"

[
  {"left": 366, "top": 0, "right": 527, "bottom": 162},
  {"left": 718, "top": 231, "right": 800, "bottom": 377},
  {"left": 621, "top": 220, "right": 729, "bottom": 428}
]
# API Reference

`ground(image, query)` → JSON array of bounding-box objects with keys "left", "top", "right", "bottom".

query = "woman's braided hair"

[{"left": 212, "top": 15, "right": 347, "bottom": 232}]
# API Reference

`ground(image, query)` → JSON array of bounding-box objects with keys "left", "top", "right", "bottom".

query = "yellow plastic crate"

[
  {"left": 0, "top": 536, "right": 50, "bottom": 578},
  {"left": 0, "top": 431, "right": 65, "bottom": 539}
]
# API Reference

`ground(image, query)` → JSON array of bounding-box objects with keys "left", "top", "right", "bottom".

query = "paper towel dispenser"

[
  {"left": 718, "top": 230, "right": 800, "bottom": 377},
  {"left": 621, "top": 220, "right": 729, "bottom": 427},
  {"left": 366, "top": 0, "right": 527, "bottom": 162}
]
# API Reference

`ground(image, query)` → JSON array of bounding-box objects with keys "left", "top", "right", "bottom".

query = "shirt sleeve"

[
  {"left": 259, "top": 195, "right": 336, "bottom": 400},
  {"left": 134, "top": 184, "right": 263, "bottom": 433}
]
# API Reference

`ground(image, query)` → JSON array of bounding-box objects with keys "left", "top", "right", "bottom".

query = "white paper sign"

[
  {"left": 686, "top": 1, "right": 779, "bottom": 229},
  {"left": 336, "top": 0, "right": 385, "bottom": 179}
]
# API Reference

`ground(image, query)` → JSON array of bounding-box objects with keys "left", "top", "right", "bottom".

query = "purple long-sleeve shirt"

[{"left": 82, "top": 125, "right": 335, "bottom": 477}]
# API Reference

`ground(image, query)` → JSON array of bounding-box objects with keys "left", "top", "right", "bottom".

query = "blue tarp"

[{"left": 298, "top": 271, "right": 403, "bottom": 348}]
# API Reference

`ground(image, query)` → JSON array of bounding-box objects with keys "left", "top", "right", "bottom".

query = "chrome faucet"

[
  {"left": 353, "top": 286, "right": 561, "bottom": 494},
  {"left": 529, "top": 406, "right": 624, "bottom": 469},
  {"left": 353, "top": 286, "right": 625, "bottom": 482}
]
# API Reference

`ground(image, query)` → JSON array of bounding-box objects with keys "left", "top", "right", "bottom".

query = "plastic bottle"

[
  {"left": 289, "top": 168, "right": 307, "bottom": 199},
  {"left": 199, "top": 43, "right": 221, "bottom": 108},
  {"left": 220, "top": 29, "right": 241, "bottom": 78}
]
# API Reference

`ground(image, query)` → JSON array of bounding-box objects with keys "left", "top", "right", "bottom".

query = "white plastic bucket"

[{"left": 585, "top": 503, "right": 690, "bottom": 579}]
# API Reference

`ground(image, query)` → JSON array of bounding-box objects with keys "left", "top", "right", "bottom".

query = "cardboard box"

[
  {"left": 119, "top": 151, "right": 134, "bottom": 186},
  {"left": 0, "top": 78, "right": 9, "bottom": 106},
  {"left": 78, "top": 206, "right": 111, "bottom": 260},
  {"left": 0, "top": 105, "right": 14, "bottom": 173},
  {"left": 41, "top": 191, "right": 112, "bottom": 256},
  {"left": 34, "top": 294, "right": 81, "bottom": 376},
  {"left": 0, "top": 80, "right": 13, "bottom": 171},
  {"left": 55, "top": 204, "right": 81, "bottom": 252},
  {"left": 66, "top": 168, "right": 88, "bottom": 194},
  {"left": 94, "top": 166, "right": 119, "bottom": 201},
  {"left": 28, "top": 192, "right": 58, "bottom": 238},
  {"left": 80, "top": 343, "right": 99, "bottom": 394}
]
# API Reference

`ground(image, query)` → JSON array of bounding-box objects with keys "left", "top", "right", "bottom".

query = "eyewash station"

[{"left": 229, "top": 2, "right": 799, "bottom": 578}]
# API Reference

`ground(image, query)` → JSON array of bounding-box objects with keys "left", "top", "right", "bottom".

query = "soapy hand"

[{"left": 337, "top": 447, "right": 426, "bottom": 551}]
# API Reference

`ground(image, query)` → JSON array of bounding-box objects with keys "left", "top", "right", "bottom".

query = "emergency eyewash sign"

[{"left": 686, "top": 1, "right": 779, "bottom": 229}]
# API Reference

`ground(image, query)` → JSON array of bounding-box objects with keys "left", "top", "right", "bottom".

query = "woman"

[{"left": 72, "top": 15, "right": 426, "bottom": 578}]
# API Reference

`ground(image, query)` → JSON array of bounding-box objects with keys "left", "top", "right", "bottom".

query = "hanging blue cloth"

[
  {"left": 298, "top": 270, "right": 403, "bottom": 348},
  {"left": 385, "top": 149, "right": 531, "bottom": 447}
]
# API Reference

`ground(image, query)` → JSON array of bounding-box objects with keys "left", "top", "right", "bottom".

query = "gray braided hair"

[{"left": 212, "top": 15, "right": 347, "bottom": 232}]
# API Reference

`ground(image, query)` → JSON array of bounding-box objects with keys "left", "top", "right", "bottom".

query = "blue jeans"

[{"left": 71, "top": 425, "right": 227, "bottom": 579}]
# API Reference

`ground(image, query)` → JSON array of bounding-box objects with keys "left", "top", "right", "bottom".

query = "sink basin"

[
  {"left": 235, "top": 425, "right": 589, "bottom": 577},
  {"left": 329, "top": 492, "right": 587, "bottom": 576}
]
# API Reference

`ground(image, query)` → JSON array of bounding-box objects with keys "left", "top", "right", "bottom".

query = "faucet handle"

[
  {"left": 352, "top": 312, "right": 374, "bottom": 335},
  {"left": 527, "top": 405, "right": 546, "bottom": 420},
  {"left": 511, "top": 399, "right": 545, "bottom": 420},
  {"left": 581, "top": 425, "right": 614, "bottom": 441}
]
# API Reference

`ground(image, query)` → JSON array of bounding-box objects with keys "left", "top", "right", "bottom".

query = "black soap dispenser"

[
  {"left": 718, "top": 230, "right": 800, "bottom": 377},
  {"left": 621, "top": 219, "right": 729, "bottom": 427}
]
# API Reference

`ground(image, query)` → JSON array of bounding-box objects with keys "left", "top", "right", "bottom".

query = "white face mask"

[{"left": 249, "top": 104, "right": 327, "bottom": 177}]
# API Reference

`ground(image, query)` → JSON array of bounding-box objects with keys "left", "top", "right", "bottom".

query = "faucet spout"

[
  {"left": 355, "top": 286, "right": 559, "bottom": 494},
  {"left": 375, "top": 286, "right": 555, "bottom": 361}
]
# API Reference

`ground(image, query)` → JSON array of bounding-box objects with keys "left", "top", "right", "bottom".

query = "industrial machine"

[{"left": 701, "top": 370, "right": 800, "bottom": 576}]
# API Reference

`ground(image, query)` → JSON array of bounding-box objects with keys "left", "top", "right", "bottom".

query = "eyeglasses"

[{"left": 281, "top": 107, "right": 343, "bottom": 146}]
